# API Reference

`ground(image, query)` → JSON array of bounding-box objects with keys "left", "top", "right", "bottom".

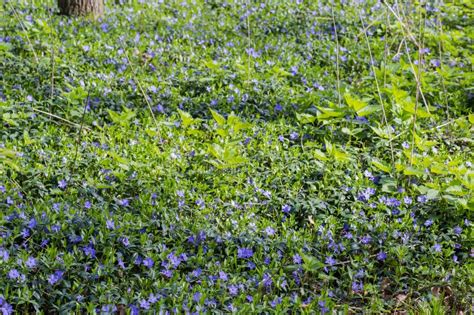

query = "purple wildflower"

[
  {"left": 26, "top": 257, "right": 37, "bottom": 268},
  {"left": 319, "top": 300, "right": 329, "bottom": 314},
  {"left": 193, "top": 292, "right": 201, "bottom": 303},
  {"left": 148, "top": 293, "right": 159, "bottom": 304},
  {"left": 453, "top": 226, "right": 462, "bottom": 235},
  {"left": 325, "top": 256, "right": 336, "bottom": 266},
  {"left": 361, "top": 235, "right": 372, "bottom": 244},
  {"left": 265, "top": 227, "right": 275, "bottom": 236},
  {"left": 228, "top": 284, "right": 239, "bottom": 296},
  {"left": 417, "top": 195, "right": 427, "bottom": 203},
  {"left": 352, "top": 281, "right": 364, "bottom": 293},
  {"left": 247, "top": 261, "right": 256, "bottom": 269},
  {"left": 270, "top": 297, "right": 282, "bottom": 308},
  {"left": 376, "top": 251, "right": 387, "bottom": 261},
  {"left": 139, "top": 299, "right": 150, "bottom": 310},
  {"left": 118, "top": 199, "right": 129, "bottom": 207},
  {"left": 106, "top": 219, "right": 115, "bottom": 230},
  {"left": 143, "top": 257, "right": 154, "bottom": 268},
  {"left": 121, "top": 237, "right": 130, "bottom": 247},
  {"left": 293, "top": 254, "right": 302, "bottom": 264},
  {"left": 237, "top": 248, "right": 254, "bottom": 259},
  {"left": 262, "top": 273, "right": 273, "bottom": 288},
  {"left": 8, "top": 269, "right": 20, "bottom": 280},
  {"left": 219, "top": 271, "right": 228, "bottom": 281},
  {"left": 161, "top": 269, "right": 172, "bottom": 278},
  {"left": 58, "top": 179, "right": 67, "bottom": 189},
  {"left": 364, "top": 170, "right": 374, "bottom": 180},
  {"left": 48, "top": 270, "right": 64, "bottom": 285},
  {"left": 0, "top": 248, "right": 9, "bottom": 262}
]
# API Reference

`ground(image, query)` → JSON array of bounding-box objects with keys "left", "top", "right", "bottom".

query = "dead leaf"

[
  {"left": 431, "top": 286, "right": 441, "bottom": 296},
  {"left": 395, "top": 294, "right": 407, "bottom": 303}
]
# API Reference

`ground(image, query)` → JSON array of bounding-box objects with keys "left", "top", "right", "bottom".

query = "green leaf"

[
  {"left": 372, "top": 159, "right": 391, "bottom": 173},
  {"left": 296, "top": 112, "right": 316, "bottom": 124},
  {"left": 300, "top": 252, "right": 325, "bottom": 272},
  {"left": 370, "top": 125, "right": 392, "bottom": 139},
  {"left": 356, "top": 105, "right": 378, "bottom": 116},
  {"left": 344, "top": 94, "right": 367, "bottom": 111},
  {"left": 316, "top": 106, "right": 346, "bottom": 120},
  {"left": 445, "top": 185, "right": 466, "bottom": 196},
  {"left": 313, "top": 149, "right": 328, "bottom": 161},
  {"left": 344, "top": 94, "right": 379, "bottom": 116},
  {"left": 228, "top": 113, "right": 251, "bottom": 132},
  {"left": 177, "top": 109, "right": 195, "bottom": 128},
  {"left": 403, "top": 167, "right": 425, "bottom": 177},
  {"left": 271, "top": 66, "right": 291, "bottom": 77},
  {"left": 210, "top": 109, "right": 226, "bottom": 126},
  {"left": 400, "top": 101, "right": 431, "bottom": 118},
  {"left": 381, "top": 178, "right": 398, "bottom": 193}
]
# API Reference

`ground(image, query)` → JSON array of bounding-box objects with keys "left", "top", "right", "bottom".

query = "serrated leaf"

[
  {"left": 316, "top": 106, "right": 346, "bottom": 119},
  {"left": 296, "top": 112, "right": 316, "bottom": 124},
  {"left": 177, "top": 109, "right": 194, "bottom": 128},
  {"left": 370, "top": 126, "right": 392, "bottom": 139},
  {"left": 356, "top": 105, "right": 379, "bottom": 116},
  {"left": 400, "top": 101, "right": 431, "bottom": 118},
  {"left": 403, "top": 166, "right": 425, "bottom": 176},
  {"left": 333, "top": 150, "right": 351, "bottom": 162},
  {"left": 372, "top": 159, "right": 391, "bottom": 173},
  {"left": 313, "top": 149, "right": 328, "bottom": 161},
  {"left": 210, "top": 109, "right": 226, "bottom": 126},
  {"left": 445, "top": 185, "right": 466, "bottom": 196},
  {"left": 431, "top": 163, "right": 448, "bottom": 175},
  {"left": 344, "top": 94, "right": 367, "bottom": 111},
  {"left": 300, "top": 252, "right": 325, "bottom": 272}
]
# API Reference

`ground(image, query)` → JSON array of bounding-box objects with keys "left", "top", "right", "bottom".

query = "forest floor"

[{"left": 0, "top": 0, "right": 473, "bottom": 313}]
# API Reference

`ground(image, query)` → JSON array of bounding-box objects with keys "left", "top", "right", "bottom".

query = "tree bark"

[{"left": 58, "top": 0, "right": 104, "bottom": 17}]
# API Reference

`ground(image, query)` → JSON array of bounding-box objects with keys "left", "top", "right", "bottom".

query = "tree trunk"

[{"left": 58, "top": 0, "right": 104, "bottom": 17}]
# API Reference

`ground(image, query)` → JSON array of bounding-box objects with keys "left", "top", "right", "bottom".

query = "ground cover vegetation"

[{"left": 0, "top": 0, "right": 473, "bottom": 313}]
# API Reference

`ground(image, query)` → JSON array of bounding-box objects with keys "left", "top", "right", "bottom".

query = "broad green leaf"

[
  {"left": 316, "top": 106, "right": 346, "bottom": 119},
  {"left": 444, "top": 185, "right": 466, "bottom": 196},
  {"left": 313, "top": 149, "right": 328, "bottom": 161},
  {"left": 403, "top": 166, "right": 425, "bottom": 177},
  {"left": 356, "top": 105, "right": 378, "bottom": 116},
  {"left": 210, "top": 109, "right": 226, "bottom": 126},
  {"left": 228, "top": 113, "right": 251, "bottom": 132},
  {"left": 203, "top": 60, "right": 220, "bottom": 71},
  {"left": 333, "top": 149, "right": 351, "bottom": 162},
  {"left": 372, "top": 159, "right": 391, "bottom": 173},
  {"left": 400, "top": 101, "right": 431, "bottom": 118},
  {"left": 271, "top": 66, "right": 291, "bottom": 77},
  {"left": 178, "top": 109, "right": 194, "bottom": 128},
  {"left": 431, "top": 164, "right": 448, "bottom": 175},
  {"left": 296, "top": 112, "right": 316, "bottom": 124},
  {"left": 345, "top": 94, "right": 367, "bottom": 111},
  {"left": 300, "top": 252, "right": 325, "bottom": 272}
]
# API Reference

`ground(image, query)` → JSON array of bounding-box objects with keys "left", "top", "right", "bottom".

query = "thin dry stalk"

[
  {"left": 358, "top": 10, "right": 396, "bottom": 168},
  {"left": 330, "top": 4, "right": 342, "bottom": 107}
]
